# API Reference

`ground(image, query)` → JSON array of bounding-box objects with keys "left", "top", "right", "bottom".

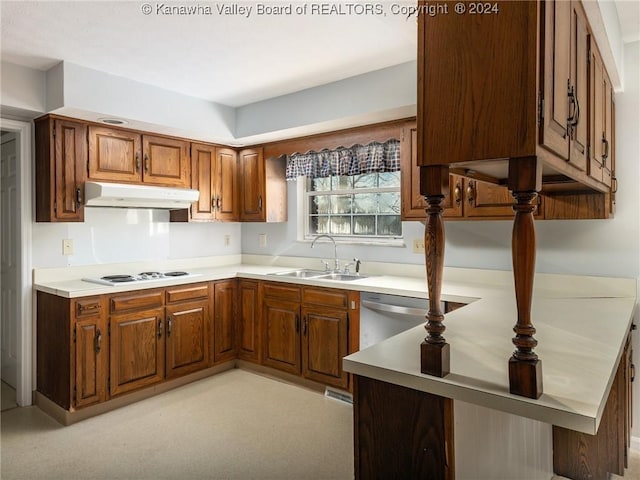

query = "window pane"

[
  {"left": 354, "top": 215, "right": 375, "bottom": 235},
  {"left": 377, "top": 215, "right": 402, "bottom": 236},
  {"left": 311, "top": 215, "right": 329, "bottom": 235},
  {"left": 330, "top": 216, "right": 352, "bottom": 235},
  {"left": 378, "top": 193, "right": 400, "bottom": 214},
  {"left": 353, "top": 193, "right": 376, "bottom": 214},
  {"left": 333, "top": 176, "right": 353, "bottom": 190},
  {"left": 312, "top": 177, "right": 331, "bottom": 192},
  {"left": 331, "top": 195, "right": 352, "bottom": 214},
  {"left": 311, "top": 195, "right": 330, "bottom": 214},
  {"left": 353, "top": 173, "right": 377, "bottom": 189},
  {"left": 379, "top": 171, "right": 400, "bottom": 188}
]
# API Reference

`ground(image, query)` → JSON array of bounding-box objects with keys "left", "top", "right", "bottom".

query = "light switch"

[{"left": 259, "top": 233, "right": 267, "bottom": 248}]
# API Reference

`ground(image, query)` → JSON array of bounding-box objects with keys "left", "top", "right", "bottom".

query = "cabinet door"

[
  {"left": 54, "top": 119, "right": 87, "bottom": 221},
  {"left": 110, "top": 307, "right": 165, "bottom": 396},
  {"left": 213, "top": 280, "right": 237, "bottom": 364},
  {"left": 301, "top": 306, "right": 348, "bottom": 390},
  {"left": 602, "top": 73, "right": 613, "bottom": 188},
  {"left": 215, "top": 148, "right": 239, "bottom": 221},
  {"left": 165, "top": 300, "right": 210, "bottom": 379},
  {"left": 568, "top": 1, "right": 588, "bottom": 172},
  {"left": 88, "top": 126, "right": 142, "bottom": 183},
  {"left": 400, "top": 124, "right": 462, "bottom": 220},
  {"left": 541, "top": 0, "right": 571, "bottom": 161},
  {"left": 238, "top": 280, "right": 261, "bottom": 363},
  {"left": 73, "top": 298, "right": 107, "bottom": 408},
  {"left": 464, "top": 179, "right": 542, "bottom": 219},
  {"left": 262, "top": 297, "right": 300, "bottom": 374},
  {"left": 142, "top": 135, "right": 190, "bottom": 187},
  {"left": 589, "top": 44, "right": 606, "bottom": 184},
  {"left": 239, "top": 148, "right": 266, "bottom": 221},
  {"left": 190, "top": 143, "right": 216, "bottom": 221}
]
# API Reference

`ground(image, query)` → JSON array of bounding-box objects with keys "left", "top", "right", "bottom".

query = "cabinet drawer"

[
  {"left": 166, "top": 283, "right": 210, "bottom": 304},
  {"left": 75, "top": 297, "right": 103, "bottom": 318},
  {"left": 262, "top": 283, "right": 301, "bottom": 302},
  {"left": 110, "top": 289, "right": 164, "bottom": 314},
  {"left": 302, "top": 287, "right": 348, "bottom": 309}
]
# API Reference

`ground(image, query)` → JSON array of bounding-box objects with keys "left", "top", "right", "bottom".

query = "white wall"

[
  {"left": 32, "top": 208, "right": 241, "bottom": 268},
  {"left": 0, "top": 62, "right": 46, "bottom": 118}
]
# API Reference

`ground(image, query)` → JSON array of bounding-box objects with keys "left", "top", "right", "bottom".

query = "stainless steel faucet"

[{"left": 311, "top": 234, "right": 339, "bottom": 272}]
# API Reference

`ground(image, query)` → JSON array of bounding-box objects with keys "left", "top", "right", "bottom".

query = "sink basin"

[
  {"left": 316, "top": 273, "right": 369, "bottom": 282},
  {"left": 269, "top": 269, "right": 328, "bottom": 278}
]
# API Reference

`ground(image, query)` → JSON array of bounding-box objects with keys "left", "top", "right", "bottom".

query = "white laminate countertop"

[{"left": 33, "top": 255, "right": 637, "bottom": 434}]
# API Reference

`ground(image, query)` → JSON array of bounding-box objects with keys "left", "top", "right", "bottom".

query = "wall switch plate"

[
  {"left": 62, "top": 239, "right": 74, "bottom": 256},
  {"left": 259, "top": 233, "right": 267, "bottom": 248},
  {"left": 224, "top": 234, "right": 231, "bottom": 247},
  {"left": 413, "top": 238, "right": 425, "bottom": 254}
]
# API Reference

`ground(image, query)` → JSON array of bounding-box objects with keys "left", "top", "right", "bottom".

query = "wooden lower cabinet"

[
  {"left": 74, "top": 299, "right": 108, "bottom": 408},
  {"left": 213, "top": 280, "right": 237, "bottom": 364},
  {"left": 165, "top": 283, "right": 212, "bottom": 378},
  {"left": 261, "top": 282, "right": 352, "bottom": 390},
  {"left": 238, "top": 280, "right": 261, "bottom": 363}
]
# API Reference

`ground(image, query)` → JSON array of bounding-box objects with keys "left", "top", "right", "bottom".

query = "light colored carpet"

[
  {"left": 0, "top": 369, "right": 354, "bottom": 480},
  {"left": 1, "top": 381, "right": 17, "bottom": 412}
]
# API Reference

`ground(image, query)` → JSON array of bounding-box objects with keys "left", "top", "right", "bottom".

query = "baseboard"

[{"left": 631, "top": 435, "right": 640, "bottom": 452}]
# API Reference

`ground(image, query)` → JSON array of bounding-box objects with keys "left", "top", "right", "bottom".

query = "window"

[{"left": 304, "top": 171, "right": 402, "bottom": 240}]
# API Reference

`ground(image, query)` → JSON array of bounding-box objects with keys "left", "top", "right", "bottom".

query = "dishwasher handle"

[{"left": 361, "top": 300, "right": 427, "bottom": 318}]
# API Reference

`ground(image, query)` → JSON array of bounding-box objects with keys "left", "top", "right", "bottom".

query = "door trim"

[{"left": 1, "top": 118, "right": 33, "bottom": 407}]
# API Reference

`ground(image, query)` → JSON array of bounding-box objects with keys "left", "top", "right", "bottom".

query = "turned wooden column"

[
  {"left": 507, "top": 157, "right": 543, "bottom": 399},
  {"left": 420, "top": 166, "right": 450, "bottom": 377}
]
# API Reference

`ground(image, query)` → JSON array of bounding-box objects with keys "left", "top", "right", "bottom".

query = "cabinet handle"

[
  {"left": 217, "top": 197, "right": 222, "bottom": 211},
  {"left": 632, "top": 364, "right": 636, "bottom": 383},
  {"left": 80, "top": 303, "right": 100, "bottom": 312},
  {"left": 567, "top": 83, "right": 577, "bottom": 136},
  {"left": 602, "top": 133, "right": 609, "bottom": 167},
  {"left": 95, "top": 329, "right": 102, "bottom": 353},
  {"left": 144, "top": 154, "right": 149, "bottom": 173},
  {"left": 167, "top": 317, "right": 172, "bottom": 337},
  {"left": 211, "top": 195, "right": 217, "bottom": 210},
  {"left": 258, "top": 195, "right": 263, "bottom": 211},
  {"left": 453, "top": 182, "right": 462, "bottom": 207},
  {"left": 295, "top": 314, "right": 299, "bottom": 334},
  {"left": 135, "top": 152, "right": 141, "bottom": 172},
  {"left": 157, "top": 319, "right": 163, "bottom": 338},
  {"left": 76, "top": 187, "right": 83, "bottom": 206},
  {"left": 466, "top": 181, "right": 475, "bottom": 206},
  {"left": 303, "top": 315, "right": 307, "bottom": 336}
]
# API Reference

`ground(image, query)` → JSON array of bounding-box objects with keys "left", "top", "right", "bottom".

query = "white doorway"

[
  {"left": 1, "top": 132, "right": 19, "bottom": 390},
  {"left": 0, "top": 119, "right": 33, "bottom": 407}
]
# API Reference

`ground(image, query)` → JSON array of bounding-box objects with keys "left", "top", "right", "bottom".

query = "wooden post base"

[
  {"left": 421, "top": 341, "right": 450, "bottom": 377},
  {"left": 508, "top": 357, "right": 542, "bottom": 399}
]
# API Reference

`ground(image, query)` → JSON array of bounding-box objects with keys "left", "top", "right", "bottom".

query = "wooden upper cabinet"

[
  {"left": 589, "top": 42, "right": 614, "bottom": 189},
  {"left": 35, "top": 116, "right": 86, "bottom": 222},
  {"left": 189, "top": 143, "right": 216, "bottom": 220},
  {"left": 142, "top": 134, "right": 190, "bottom": 187},
  {"left": 239, "top": 148, "right": 266, "bottom": 221},
  {"left": 215, "top": 148, "right": 239, "bottom": 221},
  {"left": 88, "top": 126, "right": 141, "bottom": 183},
  {"left": 88, "top": 126, "right": 189, "bottom": 188},
  {"left": 568, "top": 1, "right": 589, "bottom": 172},
  {"left": 465, "top": 180, "right": 543, "bottom": 219}
]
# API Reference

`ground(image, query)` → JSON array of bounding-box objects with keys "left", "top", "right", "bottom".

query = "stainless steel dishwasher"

[{"left": 359, "top": 292, "right": 440, "bottom": 350}]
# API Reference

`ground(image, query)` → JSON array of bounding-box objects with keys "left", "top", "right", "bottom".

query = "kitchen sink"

[
  {"left": 316, "top": 273, "right": 369, "bottom": 282},
  {"left": 269, "top": 269, "right": 328, "bottom": 278}
]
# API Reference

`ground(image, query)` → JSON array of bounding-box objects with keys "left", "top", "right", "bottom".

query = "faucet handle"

[
  {"left": 343, "top": 262, "right": 354, "bottom": 274},
  {"left": 320, "top": 260, "right": 331, "bottom": 272},
  {"left": 353, "top": 258, "right": 361, "bottom": 273}
]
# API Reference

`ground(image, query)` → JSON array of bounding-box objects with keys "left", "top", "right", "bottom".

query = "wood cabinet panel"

[
  {"left": 238, "top": 280, "right": 261, "bottom": 363},
  {"left": 190, "top": 143, "right": 216, "bottom": 220},
  {"left": 75, "top": 315, "right": 107, "bottom": 408},
  {"left": 110, "top": 289, "right": 164, "bottom": 314},
  {"left": 110, "top": 308, "right": 165, "bottom": 396},
  {"left": 216, "top": 148, "right": 239, "bottom": 221},
  {"left": 88, "top": 126, "right": 141, "bottom": 183},
  {"left": 302, "top": 306, "right": 348, "bottom": 389},
  {"left": 262, "top": 283, "right": 301, "bottom": 302},
  {"left": 239, "top": 148, "right": 266, "bottom": 221},
  {"left": 262, "top": 296, "right": 301, "bottom": 375},
  {"left": 142, "top": 135, "right": 190, "bottom": 187},
  {"left": 302, "top": 287, "right": 348, "bottom": 309},
  {"left": 569, "top": 1, "right": 588, "bottom": 172},
  {"left": 165, "top": 283, "right": 209, "bottom": 304},
  {"left": 35, "top": 117, "right": 86, "bottom": 222},
  {"left": 165, "top": 300, "right": 210, "bottom": 379},
  {"left": 465, "top": 180, "right": 543, "bottom": 219},
  {"left": 213, "top": 279, "right": 237, "bottom": 364}
]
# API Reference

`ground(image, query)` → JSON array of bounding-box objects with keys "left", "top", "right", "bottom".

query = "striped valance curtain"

[{"left": 285, "top": 139, "right": 400, "bottom": 180}]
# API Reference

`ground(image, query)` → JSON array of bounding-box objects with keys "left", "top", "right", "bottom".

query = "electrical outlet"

[
  {"left": 412, "top": 238, "right": 425, "bottom": 254},
  {"left": 62, "top": 239, "right": 74, "bottom": 256},
  {"left": 224, "top": 234, "right": 231, "bottom": 247},
  {"left": 259, "top": 233, "right": 267, "bottom": 248}
]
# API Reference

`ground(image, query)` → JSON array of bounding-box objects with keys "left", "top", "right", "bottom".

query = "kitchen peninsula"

[{"left": 33, "top": 255, "right": 636, "bottom": 478}]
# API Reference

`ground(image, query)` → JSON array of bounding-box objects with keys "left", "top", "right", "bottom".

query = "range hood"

[{"left": 84, "top": 182, "right": 199, "bottom": 209}]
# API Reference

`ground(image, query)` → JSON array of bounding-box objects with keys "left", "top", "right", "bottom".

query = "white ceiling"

[{"left": 0, "top": 1, "right": 638, "bottom": 108}]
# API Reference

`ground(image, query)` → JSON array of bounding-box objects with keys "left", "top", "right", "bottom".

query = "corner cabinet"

[
  {"left": 238, "top": 280, "right": 261, "bottom": 363},
  {"left": 239, "top": 148, "right": 287, "bottom": 222},
  {"left": 213, "top": 279, "right": 237, "bottom": 364},
  {"left": 35, "top": 116, "right": 87, "bottom": 222}
]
